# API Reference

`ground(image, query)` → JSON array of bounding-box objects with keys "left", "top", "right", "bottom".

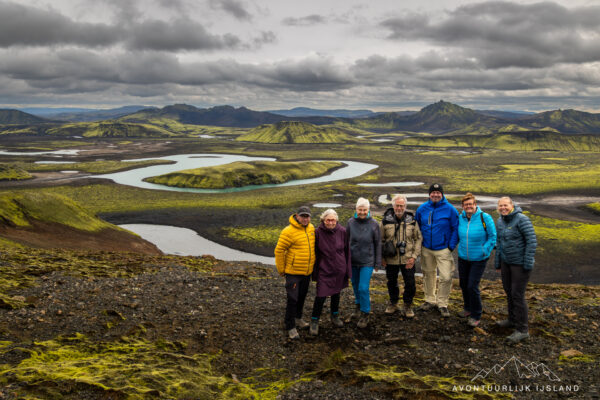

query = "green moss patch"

[
  {"left": 223, "top": 225, "right": 282, "bottom": 246},
  {"left": 0, "top": 334, "right": 307, "bottom": 399},
  {"left": 144, "top": 160, "right": 344, "bottom": 189},
  {"left": 24, "top": 159, "right": 174, "bottom": 174},
  {"left": 0, "top": 191, "right": 115, "bottom": 232},
  {"left": 356, "top": 364, "right": 511, "bottom": 399},
  {"left": 528, "top": 213, "right": 600, "bottom": 243},
  {"left": 0, "top": 163, "right": 32, "bottom": 181}
]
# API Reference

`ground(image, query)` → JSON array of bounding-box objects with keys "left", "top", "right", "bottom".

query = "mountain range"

[{"left": 2, "top": 101, "right": 600, "bottom": 136}]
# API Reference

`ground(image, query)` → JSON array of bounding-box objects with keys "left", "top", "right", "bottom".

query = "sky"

[{"left": 1, "top": 0, "right": 600, "bottom": 112}]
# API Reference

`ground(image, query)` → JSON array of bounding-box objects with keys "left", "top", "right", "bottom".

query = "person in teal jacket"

[
  {"left": 495, "top": 196, "right": 537, "bottom": 344},
  {"left": 457, "top": 193, "right": 496, "bottom": 327}
]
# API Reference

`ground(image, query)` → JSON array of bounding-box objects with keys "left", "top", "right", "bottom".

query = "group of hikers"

[{"left": 274, "top": 183, "right": 537, "bottom": 344}]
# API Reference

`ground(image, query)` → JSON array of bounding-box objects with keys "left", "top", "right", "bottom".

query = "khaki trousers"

[{"left": 421, "top": 247, "right": 455, "bottom": 308}]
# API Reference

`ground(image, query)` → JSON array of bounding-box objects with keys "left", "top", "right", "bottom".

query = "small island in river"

[{"left": 143, "top": 160, "right": 345, "bottom": 189}]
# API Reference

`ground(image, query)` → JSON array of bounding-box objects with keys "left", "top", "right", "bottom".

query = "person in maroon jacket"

[{"left": 309, "top": 208, "right": 352, "bottom": 335}]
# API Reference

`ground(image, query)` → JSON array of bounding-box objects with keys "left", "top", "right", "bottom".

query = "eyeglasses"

[{"left": 462, "top": 202, "right": 476, "bottom": 207}]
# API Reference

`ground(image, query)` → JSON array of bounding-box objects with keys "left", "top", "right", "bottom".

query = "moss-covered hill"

[
  {"left": 398, "top": 131, "right": 600, "bottom": 151},
  {"left": 0, "top": 192, "right": 160, "bottom": 254},
  {"left": 0, "top": 109, "right": 48, "bottom": 125},
  {"left": 144, "top": 160, "right": 344, "bottom": 189},
  {"left": 0, "top": 164, "right": 32, "bottom": 181},
  {"left": 45, "top": 121, "right": 174, "bottom": 137},
  {"left": 236, "top": 121, "right": 359, "bottom": 143}
]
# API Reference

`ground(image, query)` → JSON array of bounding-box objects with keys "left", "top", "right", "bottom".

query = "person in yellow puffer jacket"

[{"left": 275, "top": 206, "right": 316, "bottom": 340}]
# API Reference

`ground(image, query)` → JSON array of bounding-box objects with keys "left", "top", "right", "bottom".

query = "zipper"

[
  {"left": 305, "top": 225, "right": 312, "bottom": 274},
  {"left": 466, "top": 217, "right": 470, "bottom": 260}
]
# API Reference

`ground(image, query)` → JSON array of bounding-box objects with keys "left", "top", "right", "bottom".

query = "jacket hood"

[
  {"left": 353, "top": 211, "right": 371, "bottom": 220},
  {"left": 502, "top": 205, "right": 523, "bottom": 221},
  {"left": 289, "top": 214, "right": 308, "bottom": 229},
  {"left": 383, "top": 207, "right": 415, "bottom": 223},
  {"left": 460, "top": 206, "right": 482, "bottom": 219},
  {"left": 428, "top": 196, "right": 449, "bottom": 207},
  {"left": 318, "top": 221, "right": 339, "bottom": 233}
]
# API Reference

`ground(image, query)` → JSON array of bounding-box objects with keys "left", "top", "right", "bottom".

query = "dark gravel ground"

[{"left": 0, "top": 254, "right": 598, "bottom": 399}]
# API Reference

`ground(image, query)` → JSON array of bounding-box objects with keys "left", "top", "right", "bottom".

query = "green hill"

[
  {"left": 0, "top": 164, "right": 32, "bottom": 181},
  {"left": 352, "top": 101, "right": 506, "bottom": 134},
  {"left": 46, "top": 121, "right": 174, "bottom": 137},
  {"left": 398, "top": 131, "right": 600, "bottom": 151},
  {"left": 236, "top": 121, "right": 358, "bottom": 143},
  {"left": 0, "top": 109, "right": 48, "bottom": 125},
  {"left": 0, "top": 192, "right": 115, "bottom": 232},
  {"left": 518, "top": 109, "right": 600, "bottom": 134},
  {"left": 144, "top": 160, "right": 344, "bottom": 189}
]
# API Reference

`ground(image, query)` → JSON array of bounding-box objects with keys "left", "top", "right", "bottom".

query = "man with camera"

[{"left": 380, "top": 194, "right": 423, "bottom": 318}]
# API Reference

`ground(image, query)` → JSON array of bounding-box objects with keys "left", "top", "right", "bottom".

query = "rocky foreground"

[{"left": 0, "top": 247, "right": 598, "bottom": 399}]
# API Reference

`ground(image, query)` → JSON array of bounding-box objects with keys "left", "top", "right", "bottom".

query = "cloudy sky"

[{"left": 1, "top": 0, "right": 600, "bottom": 112}]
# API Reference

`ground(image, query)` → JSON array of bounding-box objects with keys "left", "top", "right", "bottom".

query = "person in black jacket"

[{"left": 495, "top": 196, "right": 537, "bottom": 344}]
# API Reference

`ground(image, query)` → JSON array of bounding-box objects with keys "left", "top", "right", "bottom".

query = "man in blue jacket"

[{"left": 415, "top": 183, "right": 459, "bottom": 317}]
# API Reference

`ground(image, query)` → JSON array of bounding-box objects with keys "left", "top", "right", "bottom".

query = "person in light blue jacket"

[
  {"left": 414, "top": 183, "right": 459, "bottom": 317},
  {"left": 457, "top": 193, "right": 496, "bottom": 328}
]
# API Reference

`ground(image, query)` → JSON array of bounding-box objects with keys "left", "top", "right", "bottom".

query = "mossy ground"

[
  {"left": 0, "top": 243, "right": 597, "bottom": 399},
  {"left": 22, "top": 159, "right": 174, "bottom": 174},
  {"left": 0, "top": 164, "right": 31, "bottom": 181}
]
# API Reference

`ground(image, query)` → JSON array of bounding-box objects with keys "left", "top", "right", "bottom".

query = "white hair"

[
  {"left": 320, "top": 209, "right": 339, "bottom": 221},
  {"left": 392, "top": 194, "right": 407, "bottom": 205},
  {"left": 356, "top": 197, "right": 370, "bottom": 209},
  {"left": 498, "top": 196, "right": 514, "bottom": 205}
]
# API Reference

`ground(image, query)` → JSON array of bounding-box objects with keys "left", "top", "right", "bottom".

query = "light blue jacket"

[{"left": 458, "top": 207, "right": 497, "bottom": 261}]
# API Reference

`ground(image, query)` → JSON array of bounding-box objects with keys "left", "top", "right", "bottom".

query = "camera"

[{"left": 397, "top": 241, "right": 406, "bottom": 255}]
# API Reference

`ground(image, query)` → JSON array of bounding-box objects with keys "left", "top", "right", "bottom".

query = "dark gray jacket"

[
  {"left": 347, "top": 215, "right": 382, "bottom": 268},
  {"left": 495, "top": 206, "right": 537, "bottom": 270}
]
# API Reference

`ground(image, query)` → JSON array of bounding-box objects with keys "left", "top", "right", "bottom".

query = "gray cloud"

[
  {"left": 127, "top": 19, "right": 241, "bottom": 51},
  {"left": 0, "top": 1, "right": 121, "bottom": 47},
  {"left": 282, "top": 14, "right": 327, "bottom": 26},
  {"left": 0, "top": 1, "right": 253, "bottom": 51},
  {"left": 381, "top": 1, "right": 600, "bottom": 68},
  {"left": 209, "top": 0, "right": 252, "bottom": 20}
]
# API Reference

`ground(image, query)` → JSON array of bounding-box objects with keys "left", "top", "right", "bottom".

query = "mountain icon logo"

[{"left": 471, "top": 356, "right": 561, "bottom": 382}]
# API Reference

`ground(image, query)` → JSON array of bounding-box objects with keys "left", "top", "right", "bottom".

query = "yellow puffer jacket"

[{"left": 275, "top": 214, "right": 315, "bottom": 276}]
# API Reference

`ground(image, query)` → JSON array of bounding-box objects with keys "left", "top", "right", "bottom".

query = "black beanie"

[{"left": 429, "top": 183, "right": 443, "bottom": 195}]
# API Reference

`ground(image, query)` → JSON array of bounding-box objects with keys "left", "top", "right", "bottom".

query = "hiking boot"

[
  {"left": 403, "top": 304, "right": 415, "bottom": 318},
  {"left": 467, "top": 317, "right": 480, "bottom": 327},
  {"left": 438, "top": 307, "right": 450, "bottom": 318},
  {"left": 357, "top": 312, "right": 370, "bottom": 328},
  {"left": 288, "top": 328, "right": 299, "bottom": 340},
  {"left": 309, "top": 319, "right": 319, "bottom": 336},
  {"left": 330, "top": 314, "right": 344, "bottom": 328},
  {"left": 345, "top": 304, "right": 361, "bottom": 323},
  {"left": 458, "top": 310, "right": 471, "bottom": 318},
  {"left": 417, "top": 302, "right": 436, "bottom": 312},
  {"left": 295, "top": 318, "right": 309, "bottom": 330},
  {"left": 385, "top": 303, "right": 399, "bottom": 314},
  {"left": 495, "top": 319, "right": 514, "bottom": 328},
  {"left": 506, "top": 330, "right": 529, "bottom": 344}
]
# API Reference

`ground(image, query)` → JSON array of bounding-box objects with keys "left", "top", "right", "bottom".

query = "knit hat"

[
  {"left": 297, "top": 206, "right": 311, "bottom": 216},
  {"left": 429, "top": 183, "right": 443, "bottom": 195}
]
